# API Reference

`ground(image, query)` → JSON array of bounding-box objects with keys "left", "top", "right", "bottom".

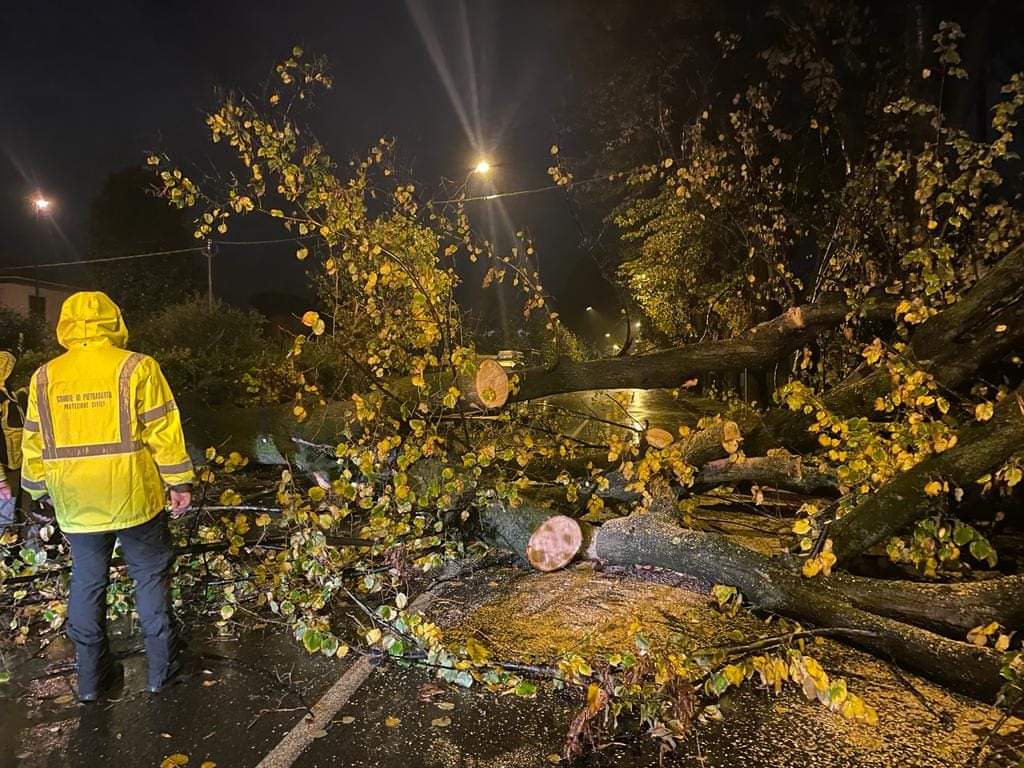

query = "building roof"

[{"left": 0, "top": 275, "right": 83, "bottom": 292}]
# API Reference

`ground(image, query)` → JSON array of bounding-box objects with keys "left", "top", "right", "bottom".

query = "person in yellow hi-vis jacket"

[
  {"left": 20, "top": 291, "right": 195, "bottom": 702},
  {"left": 0, "top": 351, "right": 28, "bottom": 535}
]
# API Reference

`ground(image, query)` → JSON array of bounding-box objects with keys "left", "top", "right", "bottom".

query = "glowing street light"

[
  {"left": 585, "top": 306, "right": 594, "bottom": 312},
  {"left": 473, "top": 160, "right": 491, "bottom": 175},
  {"left": 33, "top": 196, "right": 52, "bottom": 214}
]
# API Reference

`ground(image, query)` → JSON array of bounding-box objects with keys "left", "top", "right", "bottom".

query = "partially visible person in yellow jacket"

[
  {"left": 0, "top": 351, "right": 29, "bottom": 537},
  {"left": 20, "top": 291, "right": 195, "bottom": 702}
]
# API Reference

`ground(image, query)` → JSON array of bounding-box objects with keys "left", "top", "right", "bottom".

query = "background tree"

[{"left": 87, "top": 166, "right": 203, "bottom": 320}]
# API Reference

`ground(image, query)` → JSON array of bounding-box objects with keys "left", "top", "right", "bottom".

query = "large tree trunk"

[
  {"left": 763, "top": 244, "right": 1024, "bottom": 450},
  {"left": 588, "top": 510, "right": 1006, "bottom": 700},
  {"left": 589, "top": 453, "right": 837, "bottom": 504},
  {"left": 513, "top": 294, "right": 897, "bottom": 402},
  {"left": 482, "top": 498, "right": 1008, "bottom": 701},
  {"left": 181, "top": 359, "right": 509, "bottom": 464},
  {"left": 829, "top": 388, "right": 1024, "bottom": 563},
  {"left": 826, "top": 572, "right": 1024, "bottom": 639}
]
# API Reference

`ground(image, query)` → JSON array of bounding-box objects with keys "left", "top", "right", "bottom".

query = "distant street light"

[
  {"left": 585, "top": 306, "right": 594, "bottom": 312},
  {"left": 473, "top": 160, "right": 491, "bottom": 175},
  {"left": 604, "top": 332, "right": 611, "bottom": 338},
  {"left": 634, "top": 321, "right": 642, "bottom": 329},
  {"left": 33, "top": 196, "right": 52, "bottom": 214}
]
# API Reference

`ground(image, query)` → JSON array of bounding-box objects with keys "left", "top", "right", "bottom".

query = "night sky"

[{"left": 0, "top": 1, "right": 613, "bottom": 319}]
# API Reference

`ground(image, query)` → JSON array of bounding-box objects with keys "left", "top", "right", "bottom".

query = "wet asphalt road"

[
  {"left": 3, "top": 561, "right": 1020, "bottom": 768},
  {"left": 0, "top": 628, "right": 342, "bottom": 768}
]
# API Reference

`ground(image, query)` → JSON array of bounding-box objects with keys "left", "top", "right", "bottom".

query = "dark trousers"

[{"left": 65, "top": 512, "right": 179, "bottom": 692}]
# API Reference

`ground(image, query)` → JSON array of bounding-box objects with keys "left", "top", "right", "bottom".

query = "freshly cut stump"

[
  {"left": 462, "top": 358, "right": 511, "bottom": 409},
  {"left": 644, "top": 427, "right": 676, "bottom": 449},
  {"left": 526, "top": 515, "right": 584, "bottom": 572}
]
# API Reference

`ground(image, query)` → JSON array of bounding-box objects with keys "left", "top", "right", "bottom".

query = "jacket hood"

[
  {"left": 0, "top": 351, "right": 13, "bottom": 387},
  {"left": 56, "top": 292, "right": 129, "bottom": 350}
]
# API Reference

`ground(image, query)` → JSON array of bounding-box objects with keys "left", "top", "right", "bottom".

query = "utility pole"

[{"left": 204, "top": 238, "right": 215, "bottom": 308}]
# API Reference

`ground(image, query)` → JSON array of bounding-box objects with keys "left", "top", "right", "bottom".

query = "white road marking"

[{"left": 254, "top": 588, "right": 439, "bottom": 768}]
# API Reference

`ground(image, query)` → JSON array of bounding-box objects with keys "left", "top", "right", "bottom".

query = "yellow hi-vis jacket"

[
  {"left": 20, "top": 292, "right": 195, "bottom": 533},
  {"left": 0, "top": 351, "right": 25, "bottom": 472}
]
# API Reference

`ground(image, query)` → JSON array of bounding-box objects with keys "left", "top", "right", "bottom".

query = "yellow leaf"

[
  {"left": 975, "top": 402, "right": 994, "bottom": 422},
  {"left": 296, "top": 246, "right": 308, "bottom": 261},
  {"left": 792, "top": 519, "right": 811, "bottom": 535},
  {"left": 722, "top": 664, "right": 745, "bottom": 686},
  {"left": 384, "top": 715, "right": 401, "bottom": 728},
  {"left": 160, "top": 756, "right": 189, "bottom": 768},
  {"left": 924, "top": 480, "right": 943, "bottom": 497},
  {"left": 465, "top": 637, "right": 490, "bottom": 665}
]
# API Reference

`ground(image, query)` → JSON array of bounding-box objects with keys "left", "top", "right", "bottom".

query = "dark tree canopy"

[{"left": 87, "top": 166, "right": 203, "bottom": 319}]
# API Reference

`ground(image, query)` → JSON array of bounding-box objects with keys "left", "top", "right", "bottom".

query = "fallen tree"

[
  {"left": 512, "top": 293, "right": 898, "bottom": 402},
  {"left": 181, "top": 357, "right": 510, "bottom": 464},
  {"left": 761, "top": 244, "right": 1024, "bottom": 450},
  {"left": 829, "top": 387, "right": 1024, "bottom": 564},
  {"left": 481, "top": 493, "right": 1011, "bottom": 701}
]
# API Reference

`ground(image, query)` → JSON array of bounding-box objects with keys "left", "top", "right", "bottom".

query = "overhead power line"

[
  {"left": 0, "top": 246, "right": 204, "bottom": 272},
  {"left": 0, "top": 236, "right": 312, "bottom": 273},
  {"left": 0, "top": 174, "right": 614, "bottom": 273},
  {"left": 429, "top": 173, "right": 611, "bottom": 205}
]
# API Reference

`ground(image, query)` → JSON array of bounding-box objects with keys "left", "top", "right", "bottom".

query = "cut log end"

[
  {"left": 471, "top": 358, "right": 511, "bottom": 409},
  {"left": 644, "top": 427, "right": 676, "bottom": 450},
  {"left": 526, "top": 515, "right": 583, "bottom": 572}
]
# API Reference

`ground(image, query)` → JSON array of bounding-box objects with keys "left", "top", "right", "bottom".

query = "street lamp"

[
  {"left": 33, "top": 196, "right": 52, "bottom": 214},
  {"left": 473, "top": 159, "right": 491, "bottom": 175}
]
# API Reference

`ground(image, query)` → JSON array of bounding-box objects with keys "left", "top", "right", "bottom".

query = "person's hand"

[
  {"left": 169, "top": 489, "right": 192, "bottom": 519},
  {"left": 0, "top": 482, "right": 10, "bottom": 502},
  {"left": 29, "top": 496, "right": 55, "bottom": 525}
]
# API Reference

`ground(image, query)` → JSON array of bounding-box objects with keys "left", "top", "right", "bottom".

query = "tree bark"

[
  {"left": 513, "top": 294, "right": 897, "bottom": 402},
  {"left": 479, "top": 501, "right": 589, "bottom": 572},
  {"left": 763, "top": 244, "right": 1024, "bottom": 450},
  {"left": 587, "top": 509, "right": 1005, "bottom": 701},
  {"left": 692, "top": 454, "right": 837, "bottom": 495},
  {"left": 481, "top": 496, "right": 1007, "bottom": 700},
  {"left": 829, "top": 388, "right": 1024, "bottom": 563},
  {"left": 826, "top": 573, "right": 1024, "bottom": 639}
]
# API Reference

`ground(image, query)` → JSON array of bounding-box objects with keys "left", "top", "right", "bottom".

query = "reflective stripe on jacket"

[{"left": 20, "top": 292, "right": 195, "bottom": 533}]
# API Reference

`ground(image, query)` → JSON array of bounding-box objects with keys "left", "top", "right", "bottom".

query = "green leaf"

[
  {"left": 952, "top": 524, "right": 975, "bottom": 546},
  {"left": 302, "top": 629, "right": 322, "bottom": 653},
  {"left": 514, "top": 680, "right": 538, "bottom": 697}
]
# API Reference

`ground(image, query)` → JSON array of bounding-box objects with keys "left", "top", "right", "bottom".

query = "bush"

[
  {"left": 130, "top": 296, "right": 285, "bottom": 406},
  {"left": 0, "top": 308, "right": 60, "bottom": 389}
]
